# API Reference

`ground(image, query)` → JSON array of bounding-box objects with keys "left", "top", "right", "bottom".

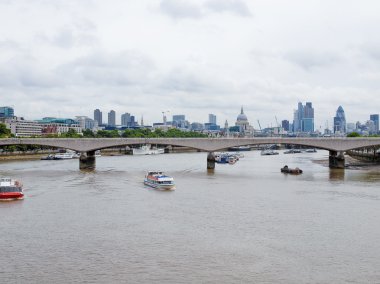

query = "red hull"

[{"left": 0, "top": 192, "right": 24, "bottom": 200}]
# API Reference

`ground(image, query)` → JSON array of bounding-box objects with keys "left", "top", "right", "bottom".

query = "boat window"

[{"left": 0, "top": 187, "right": 22, "bottom": 193}]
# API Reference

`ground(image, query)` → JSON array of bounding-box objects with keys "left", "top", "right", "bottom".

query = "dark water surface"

[{"left": 1, "top": 151, "right": 380, "bottom": 283}]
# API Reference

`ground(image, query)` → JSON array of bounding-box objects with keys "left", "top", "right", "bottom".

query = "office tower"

[
  {"left": 76, "top": 116, "right": 97, "bottom": 130},
  {"left": 302, "top": 102, "right": 314, "bottom": 132},
  {"left": 292, "top": 102, "right": 314, "bottom": 132},
  {"left": 282, "top": 120, "right": 289, "bottom": 131},
  {"left": 370, "top": 114, "right": 379, "bottom": 134},
  {"left": 172, "top": 115, "right": 186, "bottom": 128},
  {"left": 172, "top": 115, "right": 185, "bottom": 122},
  {"left": 333, "top": 106, "right": 346, "bottom": 133},
  {"left": 121, "top": 113, "right": 131, "bottom": 126},
  {"left": 0, "top": 106, "right": 15, "bottom": 118},
  {"left": 108, "top": 110, "right": 116, "bottom": 126},
  {"left": 130, "top": 116, "right": 136, "bottom": 127},
  {"left": 94, "top": 109, "right": 102, "bottom": 125},
  {"left": 208, "top": 114, "right": 217, "bottom": 125}
]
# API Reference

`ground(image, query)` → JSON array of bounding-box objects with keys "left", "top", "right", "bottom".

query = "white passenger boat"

[
  {"left": 54, "top": 152, "right": 76, "bottom": 160},
  {"left": 144, "top": 171, "right": 175, "bottom": 190},
  {"left": 133, "top": 145, "right": 165, "bottom": 155}
]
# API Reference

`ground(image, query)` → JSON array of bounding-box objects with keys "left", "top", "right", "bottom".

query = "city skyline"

[{"left": 1, "top": 1, "right": 380, "bottom": 128}]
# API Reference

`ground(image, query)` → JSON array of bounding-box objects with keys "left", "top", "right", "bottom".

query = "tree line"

[{"left": 0, "top": 123, "right": 207, "bottom": 153}]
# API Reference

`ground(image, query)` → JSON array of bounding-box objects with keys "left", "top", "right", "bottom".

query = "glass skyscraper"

[
  {"left": 292, "top": 102, "right": 314, "bottom": 133},
  {"left": 333, "top": 106, "right": 346, "bottom": 134},
  {"left": 370, "top": 114, "right": 379, "bottom": 134}
]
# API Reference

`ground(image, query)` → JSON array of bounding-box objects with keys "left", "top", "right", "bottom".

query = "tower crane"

[
  {"left": 162, "top": 110, "right": 170, "bottom": 125},
  {"left": 257, "top": 120, "right": 262, "bottom": 131},
  {"left": 275, "top": 116, "right": 280, "bottom": 127}
]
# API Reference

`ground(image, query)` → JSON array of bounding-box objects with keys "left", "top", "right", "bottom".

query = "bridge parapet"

[{"left": 1, "top": 137, "right": 380, "bottom": 152}]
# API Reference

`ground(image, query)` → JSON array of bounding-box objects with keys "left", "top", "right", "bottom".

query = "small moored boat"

[
  {"left": 284, "top": 149, "right": 302, "bottom": 154},
  {"left": 0, "top": 177, "right": 24, "bottom": 200},
  {"left": 281, "top": 165, "right": 303, "bottom": 174},
  {"left": 144, "top": 171, "right": 175, "bottom": 190},
  {"left": 261, "top": 149, "right": 279, "bottom": 155}
]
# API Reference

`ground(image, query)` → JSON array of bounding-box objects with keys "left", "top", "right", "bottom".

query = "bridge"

[{"left": 1, "top": 137, "right": 380, "bottom": 170}]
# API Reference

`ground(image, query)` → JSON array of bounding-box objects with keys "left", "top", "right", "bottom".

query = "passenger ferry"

[
  {"left": 133, "top": 145, "right": 165, "bottom": 155},
  {"left": 53, "top": 152, "right": 76, "bottom": 160},
  {"left": 144, "top": 171, "right": 175, "bottom": 190},
  {"left": 0, "top": 177, "right": 24, "bottom": 200}
]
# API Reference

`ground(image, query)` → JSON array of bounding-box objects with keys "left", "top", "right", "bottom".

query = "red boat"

[{"left": 0, "top": 177, "right": 24, "bottom": 200}]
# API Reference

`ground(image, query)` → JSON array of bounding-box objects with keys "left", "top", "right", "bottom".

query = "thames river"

[{"left": 1, "top": 150, "right": 380, "bottom": 283}]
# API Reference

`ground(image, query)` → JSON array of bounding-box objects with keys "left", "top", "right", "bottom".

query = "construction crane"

[
  {"left": 275, "top": 116, "right": 280, "bottom": 127},
  {"left": 257, "top": 120, "right": 262, "bottom": 131},
  {"left": 162, "top": 110, "right": 170, "bottom": 125}
]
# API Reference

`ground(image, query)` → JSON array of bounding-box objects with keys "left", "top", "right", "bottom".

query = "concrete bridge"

[{"left": 1, "top": 137, "right": 380, "bottom": 170}]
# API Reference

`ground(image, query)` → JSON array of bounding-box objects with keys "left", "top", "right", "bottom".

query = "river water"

[{"left": 1, "top": 150, "right": 380, "bottom": 283}]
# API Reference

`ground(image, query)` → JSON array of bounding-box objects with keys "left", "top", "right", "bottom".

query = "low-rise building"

[
  {"left": 37, "top": 117, "right": 82, "bottom": 135},
  {"left": 2, "top": 117, "right": 42, "bottom": 137}
]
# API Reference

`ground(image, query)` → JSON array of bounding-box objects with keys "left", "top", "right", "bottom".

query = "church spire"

[{"left": 241, "top": 106, "right": 244, "bottom": 114}]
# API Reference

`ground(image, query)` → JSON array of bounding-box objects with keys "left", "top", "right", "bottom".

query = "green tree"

[
  {"left": 0, "top": 123, "right": 11, "bottom": 138},
  {"left": 96, "top": 130, "right": 120, "bottom": 138},
  {"left": 347, "top": 132, "right": 361, "bottom": 137},
  {"left": 83, "top": 129, "right": 95, "bottom": 138},
  {"left": 62, "top": 128, "right": 81, "bottom": 138}
]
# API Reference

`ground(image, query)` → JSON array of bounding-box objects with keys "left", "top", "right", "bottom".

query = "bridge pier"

[
  {"left": 329, "top": 150, "right": 345, "bottom": 169},
  {"left": 207, "top": 152, "right": 215, "bottom": 170},
  {"left": 79, "top": 150, "right": 96, "bottom": 170}
]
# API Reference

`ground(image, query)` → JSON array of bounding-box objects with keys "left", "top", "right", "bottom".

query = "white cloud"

[{"left": 0, "top": 0, "right": 380, "bottom": 127}]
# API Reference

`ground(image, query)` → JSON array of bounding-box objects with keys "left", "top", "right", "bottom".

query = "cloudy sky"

[{"left": 1, "top": 0, "right": 380, "bottom": 130}]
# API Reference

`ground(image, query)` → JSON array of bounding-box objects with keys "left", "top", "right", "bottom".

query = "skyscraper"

[
  {"left": 292, "top": 102, "right": 314, "bottom": 132},
  {"left": 121, "top": 113, "right": 131, "bottom": 126},
  {"left": 94, "top": 109, "right": 102, "bottom": 125},
  {"left": 302, "top": 102, "right": 314, "bottom": 132},
  {"left": 370, "top": 114, "right": 379, "bottom": 134},
  {"left": 208, "top": 114, "right": 217, "bottom": 125},
  {"left": 282, "top": 120, "right": 289, "bottom": 131},
  {"left": 333, "top": 106, "right": 346, "bottom": 134},
  {"left": 108, "top": 110, "right": 116, "bottom": 126}
]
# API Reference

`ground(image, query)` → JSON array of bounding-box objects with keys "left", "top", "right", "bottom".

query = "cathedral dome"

[{"left": 236, "top": 106, "right": 248, "bottom": 121}]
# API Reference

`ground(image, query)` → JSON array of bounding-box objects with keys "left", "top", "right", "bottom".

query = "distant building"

[
  {"left": 235, "top": 106, "right": 253, "bottom": 136},
  {"left": 190, "top": 122, "right": 204, "bottom": 131},
  {"left": 76, "top": 116, "right": 97, "bottom": 131},
  {"left": 333, "top": 106, "right": 346, "bottom": 134},
  {"left": 94, "top": 109, "right": 102, "bottom": 125},
  {"left": 292, "top": 102, "right": 314, "bottom": 133},
  {"left": 172, "top": 115, "right": 188, "bottom": 129},
  {"left": 4, "top": 117, "right": 42, "bottom": 137},
  {"left": 303, "top": 102, "right": 314, "bottom": 132},
  {"left": 0, "top": 106, "right": 14, "bottom": 118},
  {"left": 370, "top": 114, "right": 379, "bottom": 134},
  {"left": 130, "top": 116, "right": 137, "bottom": 127},
  {"left": 346, "top": 123, "right": 356, "bottom": 133},
  {"left": 121, "top": 113, "right": 131, "bottom": 126},
  {"left": 282, "top": 120, "right": 290, "bottom": 131},
  {"left": 108, "top": 110, "right": 116, "bottom": 126},
  {"left": 37, "top": 117, "right": 82, "bottom": 135},
  {"left": 208, "top": 114, "right": 216, "bottom": 125},
  {"left": 204, "top": 123, "right": 220, "bottom": 131},
  {"left": 224, "top": 120, "right": 229, "bottom": 137}
]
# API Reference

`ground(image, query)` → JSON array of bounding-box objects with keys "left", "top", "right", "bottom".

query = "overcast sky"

[{"left": 1, "top": 0, "right": 380, "bottom": 130}]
